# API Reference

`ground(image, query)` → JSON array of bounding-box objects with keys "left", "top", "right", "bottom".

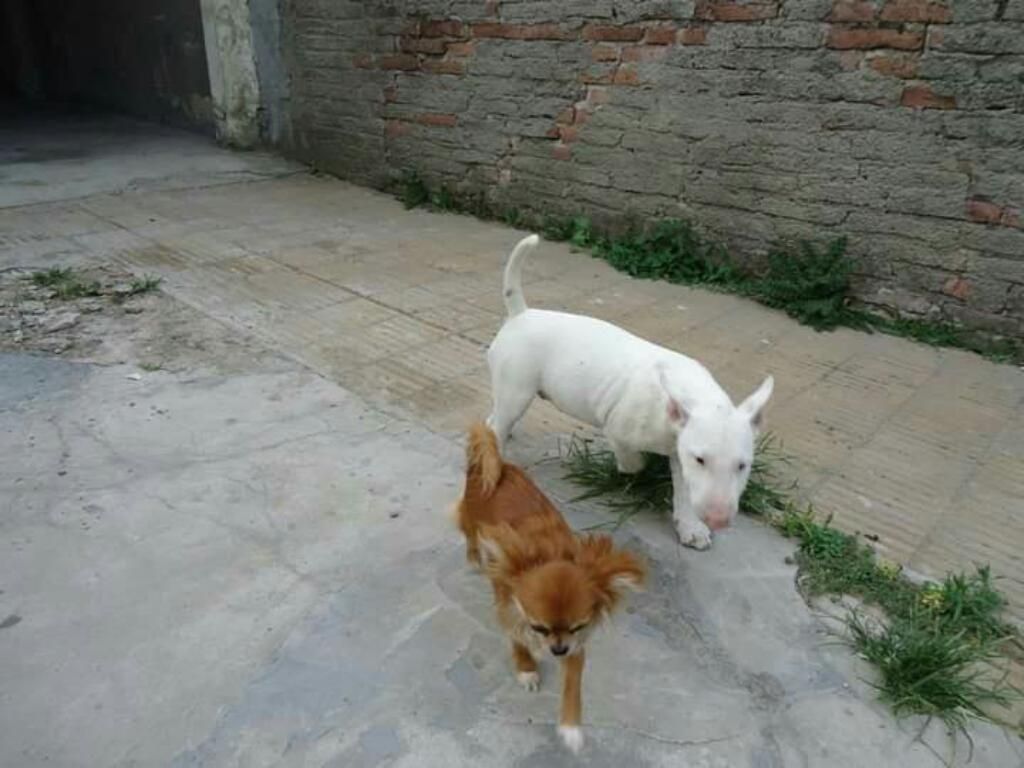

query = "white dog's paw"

[
  {"left": 517, "top": 671, "right": 540, "bottom": 692},
  {"left": 614, "top": 450, "right": 646, "bottom": 474},
  {"left": 558, "top": 725, "right": 584, "bottom": 754},
  {"left": 677, "top": 518, "right": 713, "bottom": 550}
]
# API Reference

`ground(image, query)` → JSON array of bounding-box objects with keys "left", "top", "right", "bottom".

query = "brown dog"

[{"left": 455, "top": 423, "right": 645, "bottom": 753}]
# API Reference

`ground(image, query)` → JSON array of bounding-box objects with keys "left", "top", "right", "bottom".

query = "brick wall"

[{"left": 282, "top": 0, "right": 1024, "bottom": 336}]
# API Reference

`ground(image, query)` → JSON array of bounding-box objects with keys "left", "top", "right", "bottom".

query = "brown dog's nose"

[{"left": 551, "top": 644, "right": 569, "bottom": 656}]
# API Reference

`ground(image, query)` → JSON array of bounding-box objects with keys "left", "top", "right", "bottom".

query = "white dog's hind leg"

[
  {"left": 487, "top": 373, "right": 536, "bottom": 447},
  {"left": 669, "top": 455, "right": 712, "bottom": 550},
  {"left": 609, "top": 438, "right": 645, "bottom": 474}
]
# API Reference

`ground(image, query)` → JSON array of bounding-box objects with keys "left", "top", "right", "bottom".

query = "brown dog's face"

[
  {"left": 514, "top": 563, "right": 599, "bottom": 657},
  {"left": 483, "top": 532, "right": 645, "bottom": 657}
]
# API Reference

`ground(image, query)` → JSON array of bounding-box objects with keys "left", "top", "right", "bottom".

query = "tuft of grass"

[
  {"left": 31, "top": 267, "right": 101, "bottom": 300},
  {"left": 745, "top": 237, "right": 866, "bottom": 331},
  {"left": 398, "top": 170, "right": 430, "bottom": 210},
  {"left": 848, "top": 613, "right": 1016, "bottom": 734},
  {"left": 561, "top": 434, "right": 1020, "bottom": 733},
  {"left": 128, "top": 276, "right": 162, "bottom": 296},
  {"left": 32, "top": 267, "right": 74, "bottom": 288},
  {"left": 596, "top": 219, "right": 741, "bottom": 287},
  {"left": 562, "top": 432, "right": 788, "bottom": 525}
]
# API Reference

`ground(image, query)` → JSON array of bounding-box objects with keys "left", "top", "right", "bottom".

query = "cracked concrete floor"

[{"left": 1, "top": 111, "right": 1023, "bottom": 767}]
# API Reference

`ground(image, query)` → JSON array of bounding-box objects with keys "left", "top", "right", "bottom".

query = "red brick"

[
  {"left": 580, "top": 69, "right": 614, "bottom": 85},
  {"left": 1002, "top": 208, "right": 1021, "bottom": 228},
  {"left": 879, "top": 0, "right": 950, "bottom": 23},
  {"left": 613, "top": 64, "right": 641, "bottom": 85},
  {"left": 555, "top": 107, "right": 575, "bottom": 125},
  {"left": 582, "top": 24, "right": 645, "bottom": 42},
  {"left": 573, "top": 107, "right": 591, "bottom": 125},
  {"left": 422, "top": 59, "right": 467, "bottom": 75},
  {"left": 827, "top": 26, "right": 924, "bottom": 50},
  {"left": 829, "top": 0, "right": 877, "bottom": 21},
  {"left": 383, "top": 85, "right": 398, "bottom": 103},
  {"left": 558, "top": 125, "right": 580, "bottom": 143},
  {"left": 867, "top": 52, "right": 919, "bottom": 78},
  {"left": 471, "top": 22, "right": 572, "bottom": 40},
  {"left": 385, "top": 120, "right": 411, "bottom": 139},
  {"left": 586, "top": 86, "right": 610, "bottom": 105},
  {"left": 401, "top": 37, "right": 447, "bottom": 55},
  {"left": 415, "top": 112, "right": 458, "bottom": 127},
  {"left": 927, "top": 26, "right": 945, "bottom": 47},
  {"left": 552, "top": 144, "right": 573, "bottom": 161},
  {"left": 545, "top": 126, "right": 561, "bottom": 139},
  {"left": 622, "top": 45, "right": 671, "bottom": 62},
  {"left": 379, "top": 54, "right": 420, "bottom": 71},
  {"left": 965, "top": 198, "right": 1003, "bottom": 224},
  {"left": 592, "top": 44, "right": 621, "bottom": 62},
  {"left": 485, "top": 0, "right": 500, "bottom": 16},
  {"left": 352, "top": 53, "right": 374, "bottom": 69},
  {"left": 445, "top": 41, "right": 476, "bottom": 56},
  {"left": 421, "top": 20, "right": 466, "bottom": 38},
  {"left": 900, "top": 83, "right": 955, "bottom": 109},
  {"left": 643, "top": 24, "right": 677, "bottom": 45},
  {"left": 942, "top": 276, "right": 970, "bottom": 300},
  {"left": 696, "top": 1, "right": 779, "bottom": 21},
  {"left": 678, "top": 25, "right": 708, "bottom": 46}
]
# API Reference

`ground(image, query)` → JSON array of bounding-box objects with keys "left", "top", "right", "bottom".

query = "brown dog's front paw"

[
  {"left": 558, "top": 725, "right": 584, "bottom": 753},
  {"left": 517, "top": 670, "right": 540, "bottom": 692}
]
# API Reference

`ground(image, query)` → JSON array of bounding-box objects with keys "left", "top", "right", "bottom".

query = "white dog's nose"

[{"left": 704, "top": 508, "right": 732, "bottom": 531}]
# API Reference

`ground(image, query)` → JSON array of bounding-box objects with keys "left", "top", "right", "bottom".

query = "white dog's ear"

[
  {"left": 739, "top": 375, "right": 774, "bottom": 432},
  {"left": 656, "top": 362, "right": 693, "bottom": 428}
]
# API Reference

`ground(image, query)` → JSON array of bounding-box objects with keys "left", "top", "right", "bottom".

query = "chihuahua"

[{"left": 455, "top": 423, "right": 645, "bottom": 753}]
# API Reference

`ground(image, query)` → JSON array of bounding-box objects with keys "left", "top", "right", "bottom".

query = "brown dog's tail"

[{"left": 466, "top": 422, "right": 503, "bottom": 499}]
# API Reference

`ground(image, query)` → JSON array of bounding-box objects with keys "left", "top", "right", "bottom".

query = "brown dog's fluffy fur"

[{"left": 455, "top": 423, "right": 645, "bottom": 752}]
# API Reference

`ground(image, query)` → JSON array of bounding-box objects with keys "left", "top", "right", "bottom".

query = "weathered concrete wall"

[
  {"left": 200, "top": 0, "right": 264, "bottom": 146},
  {"left": 251, "top": 0, "right": 293, "bottom": 145},
  {"left": 281, "top": 0, "right": 1024, "bottom": 337},
  {"left": 17, "top": 0, "right": 214, "bottom": 131}
]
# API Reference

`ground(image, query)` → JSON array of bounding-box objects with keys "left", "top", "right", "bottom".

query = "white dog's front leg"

[
  {"left": 609, "top": 438, "right": 646, "bottom": 474},
  {"left": 669, "top": 455, "right": 712, "bottom": 550}
]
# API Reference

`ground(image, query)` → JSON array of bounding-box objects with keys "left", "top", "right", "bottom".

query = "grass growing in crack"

[
  {"left": 391, "top": 173, "right": 1022, "bottom": 363},
  {"left": 561, "top": 435, "right": 1020, "bottom": 733},
  {"left": 847, "top": 613, "right": 1015, "bottom": 735},
  {"left": 563, "top": 432, "right": 790, "bottom": 524},
  {"left": 128, "top": 276, "right": 162, "bottom": 296},
  {"left": 398, "top": 171, "right": 430, "bottom": 209},
  {"left": 31, "top": 267, "right": 102, "bottom": 300}
]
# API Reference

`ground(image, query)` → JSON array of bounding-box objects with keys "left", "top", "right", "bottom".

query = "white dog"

[{"left": 486, "top": 234, "right": 774, "bottom": 549}]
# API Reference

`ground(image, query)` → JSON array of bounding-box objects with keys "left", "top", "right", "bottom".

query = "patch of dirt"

[{"left": 0, "top": 265, "right": 289, "bottom": 375}]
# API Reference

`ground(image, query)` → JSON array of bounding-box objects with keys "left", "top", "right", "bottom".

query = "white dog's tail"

[{"left": 502, "top": 234, "right": 539, "bottom": 318}]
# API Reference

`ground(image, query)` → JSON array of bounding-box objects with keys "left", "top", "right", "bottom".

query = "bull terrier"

[{"left": 486, "top": 234, "right": 774, "bottom": 550}]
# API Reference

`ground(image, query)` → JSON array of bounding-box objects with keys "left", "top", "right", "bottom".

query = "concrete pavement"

[{"left": 1, "top": 111, "right": 1023, "bottom": 766}]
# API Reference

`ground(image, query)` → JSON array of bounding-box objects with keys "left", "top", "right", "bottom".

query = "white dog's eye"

[
  {"left": 695, "top": 456, "right": 706, "bottom": 466},
  {"left": 738, "top": 462, "right": 747, "bottom": 472}
]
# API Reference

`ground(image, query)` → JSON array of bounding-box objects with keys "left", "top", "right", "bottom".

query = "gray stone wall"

[{"left": 281, "top": 0, "right": 1024, "bottom": 336}]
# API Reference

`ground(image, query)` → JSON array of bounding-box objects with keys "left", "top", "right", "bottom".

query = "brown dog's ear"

[{"left": 577, "top": 535, "right": 646, "bottom": 613}]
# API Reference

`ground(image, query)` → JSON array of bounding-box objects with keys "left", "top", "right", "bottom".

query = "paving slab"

[{"left": 2, "top": 113, "right": 1024, "bottom": 765}]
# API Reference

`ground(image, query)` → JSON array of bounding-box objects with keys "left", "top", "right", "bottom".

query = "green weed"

[
  {"left": 128, "top": 276, "right": 162, "bottom": 296},
  {"left": 398, "top": 170, "right": 430, "bottom": 210},
  {"left": 31, "top": 267, "right": 101, "bottom": 300},
  {"left": 391, "top": 173, "right": 1022, "bottom": 364},
  {"left": 561, "top": 435, "right": 1020, "bottom": 732}
]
